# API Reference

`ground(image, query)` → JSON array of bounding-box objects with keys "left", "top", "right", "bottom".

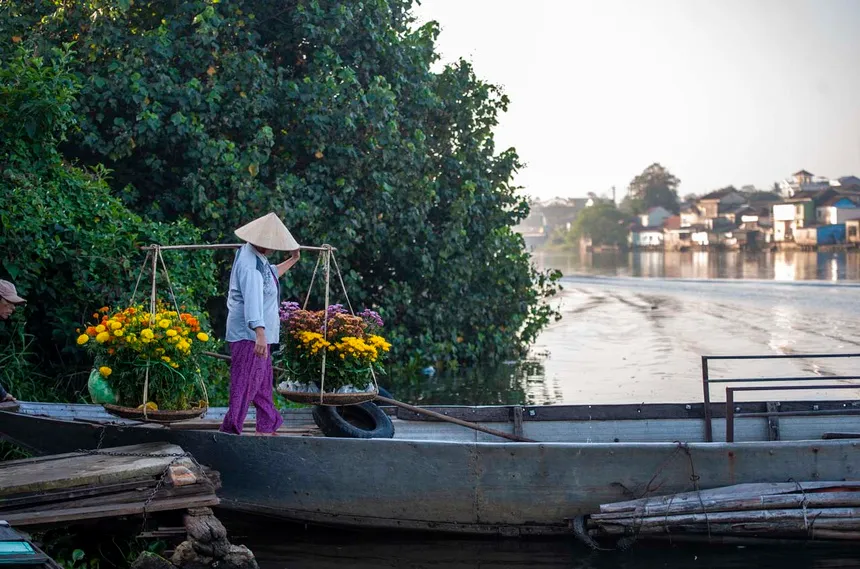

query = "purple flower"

[
  {"left": 326, "top": 304, "right": 347, "bottom": 316},
  {"left": 359, "top": 308, "right": 384, "bottom": 328},
  {"left": 279, "top": 301, "right": 301, "bottom": 322}
]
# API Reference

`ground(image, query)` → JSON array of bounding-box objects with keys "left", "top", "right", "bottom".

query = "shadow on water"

[
  {"left": 386, "top": 358, "right": 553, "bottom": 406},
  {"left": 223, "top": 514, "right": 860, "bottom": 569}
]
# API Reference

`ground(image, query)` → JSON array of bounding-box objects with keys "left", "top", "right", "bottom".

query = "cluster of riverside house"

[{"left": 630, "top": 170, "right": 860, "bottom": 251}]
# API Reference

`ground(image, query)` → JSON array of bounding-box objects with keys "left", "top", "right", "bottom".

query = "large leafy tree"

[
  {"left": 569, "top": 203, "right": 628, "bottom": 248},
  {"left": 1, "top": 0, "right": 560, "bottom": 365},
  {"left": 0, "top": 45, "right": 218, "bottom": 396},
  {"left": 622, "top": 163, "right": 681, "bottom": 214}
]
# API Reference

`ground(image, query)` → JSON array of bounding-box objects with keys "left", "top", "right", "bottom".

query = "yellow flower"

[
  {"left": 114, "top": 329, "right": 124, "bottom": 337},
  {"left": 166, "top": 329, "right": 177, "bottom": 337},
  {"left": 98, "top": 366, "right": 112, "bottom": 378},
  {"left": 196, "top": 332, "right": 209, "bottom": 342},
  {"left": 95, "top": 324, "right": 106, "bottom": 333},
  {"left": 161, "top": 356, "right": 171, "bottom": 363},
  {"left": 76, "top": 334, "right": 89, "bottom": 345},
  {"left": 158, "top": 319, "right": 171, "bottom": 329},
  {"left": 170, "top": 362, "right": 179, "bottom": 368},
  {"left": 110, "top": 321, "right": 122, "bottom": 330},
  {"left": 140, "top": 329, "right": 154, "bottom": 339},
  {"left": 95, "top": 331, "right": 111, "bottom": 343}
]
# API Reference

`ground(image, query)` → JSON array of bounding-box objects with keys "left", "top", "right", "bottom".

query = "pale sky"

[{"left": 412, "top": 0, "right": 860, "bottom": 201}]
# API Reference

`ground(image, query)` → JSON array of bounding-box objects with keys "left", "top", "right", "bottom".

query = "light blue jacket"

[{"left": 225, "top": 244, "right": 281, "bottom": 345}]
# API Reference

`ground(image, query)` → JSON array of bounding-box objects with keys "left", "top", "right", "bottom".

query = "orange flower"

[
  {"left": 86, "top": 326, "right": 96, "bottom": 335},
  {"left": 99, "top": 306, "right": 110, "bottom": 313}
]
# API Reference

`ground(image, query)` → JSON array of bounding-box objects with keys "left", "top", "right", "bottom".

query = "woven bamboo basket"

[
  {"left": 103, "top": 403, "right": 208, "bottom": 423},
  {"left": 276, "top": 387, "right": 378, "bottom": 406}
]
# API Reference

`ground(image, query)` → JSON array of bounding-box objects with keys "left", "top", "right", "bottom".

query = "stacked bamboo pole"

[{"left": 588, "top": 481, "right": 860, "bottom": 542}]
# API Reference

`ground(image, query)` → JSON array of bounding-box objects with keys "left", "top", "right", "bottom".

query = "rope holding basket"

[
  {"left": 277, "top": 244, "right": 380, "bottom": 407},
  {"left": 101, "top": 244, "right": 209, "bottom": 423}
]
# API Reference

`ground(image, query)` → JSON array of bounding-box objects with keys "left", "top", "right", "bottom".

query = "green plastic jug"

[{"left": 87, "top": 368, "right": 118, "bottom": 404}]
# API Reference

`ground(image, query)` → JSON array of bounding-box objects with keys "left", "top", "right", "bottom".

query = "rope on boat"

[{"left": 580, "top": 441, "right": 709, "bottom": 551}]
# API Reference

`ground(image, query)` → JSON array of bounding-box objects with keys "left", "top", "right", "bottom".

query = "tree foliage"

[
  {"left": 569, "top": 203, "right": 628, "bottom": 248},
  {"left": 623, "top": 163, "right": 681, "bottom": 214},
  {"left": 0, "top": 45, "right": 218, "bottom": 395},
  {"left": 0, "top": 0, "right": 560, "bottom": 366}
]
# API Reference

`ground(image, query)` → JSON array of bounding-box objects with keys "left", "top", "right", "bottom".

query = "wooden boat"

[{"left": 2, "top": 393, "right": 860, "bottom": 537}]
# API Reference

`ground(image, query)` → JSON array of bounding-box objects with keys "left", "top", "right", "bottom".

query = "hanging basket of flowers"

[
  {"left": 76, "top": 246, "right": 211, "bottom": 423},
  {"left": 275, "top": 245, "right": 391, "bottom": 406}
]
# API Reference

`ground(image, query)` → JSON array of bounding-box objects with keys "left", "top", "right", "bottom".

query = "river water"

[
  {"left": 246, "top": 250, "right": 860, "bottom": 568},
  {"left": 230, "top": 516, "right": 860, "bottom": 569},
  {"left": 391, "top": 250, "right": 860, "bottom": 406}
]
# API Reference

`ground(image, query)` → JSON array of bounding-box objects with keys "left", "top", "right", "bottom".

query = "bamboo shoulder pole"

[{"left": 140, "top": 243, "right": 334, "bottom": 252}]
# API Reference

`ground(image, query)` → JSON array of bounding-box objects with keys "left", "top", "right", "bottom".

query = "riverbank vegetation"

[{"left": 0, "top": 1, "right": 560, "bottom": 406}]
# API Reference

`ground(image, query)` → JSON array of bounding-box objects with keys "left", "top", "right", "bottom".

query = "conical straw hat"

[{"left": 234, "top": 212, "right": 299, "bottom": 251}]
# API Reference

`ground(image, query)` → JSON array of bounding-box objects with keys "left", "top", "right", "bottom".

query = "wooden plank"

[
  {"left": 167, "top": 421, "right": 319, "bottom": 434},
  {"left": 640, "top": 533, "right": 860, "bottom": 546},
  {"left": 137, "top": 527, "right": 187, "bottom": 539},
  {"left": 22, "top": 398, "right": 860, "bottom": 423},
  {"left": 766, "top": 402, "right": 780, "bottom": 441},
  {"left": 0, "top": 450, "right": 92, "bottom": 469},
  {"left": 2, "top": 482, "right": 216, "bottom": 514},
  {"left": 0, "top": 444, "right": 191, "bottom": 497},
  {"left": 0, "top": 478, "right": 157, "bottom": 509},
  {"left": 512, "top": 406, "right": 524, "bottom": 438},
  {"left": 4, "top": 495, "right": 220, "bottom": 526},
  {"left": 597, "top": 520, "right": 860, "bottom": 536},
  {"left": 592, "top": 507, "right": 860, "bottom": 529},
  {"left": 591, "top": 491, "right": 860, "bottom": 520},
  {"left": 598, "top": 482, "right": 860, "bottom": 514}
]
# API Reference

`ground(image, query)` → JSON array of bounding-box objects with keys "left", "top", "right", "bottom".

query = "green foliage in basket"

[{"left": 76, "top": 303, "right": 210, "bottom": 410}]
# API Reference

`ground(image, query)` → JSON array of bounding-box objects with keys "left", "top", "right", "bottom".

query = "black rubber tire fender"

[{"left": 312, "top": 401, "right": 395, "bottom": 439}]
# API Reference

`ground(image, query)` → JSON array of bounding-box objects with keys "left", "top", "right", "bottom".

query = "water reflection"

[
  {"left": 535, "top": 250, "right": 860, "bottom": 282},
  {"left": 230, "top": 515, "right": 860, "bottom": 569},
  {"left": 388, "top": 358, "right": 558, "bottom": 406}
]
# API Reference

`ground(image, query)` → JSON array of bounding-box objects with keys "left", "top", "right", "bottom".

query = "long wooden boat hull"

[{"left": 2, "top": 403, "right": 860, "bottom": 536}]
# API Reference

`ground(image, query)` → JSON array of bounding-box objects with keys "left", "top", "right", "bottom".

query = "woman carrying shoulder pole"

[{"left": 221, "top": 213, "right": 300, "bottom": 436}]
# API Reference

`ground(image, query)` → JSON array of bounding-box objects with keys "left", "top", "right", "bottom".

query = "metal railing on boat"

[{"left": 701, "top": 353, "right": 860, "bottom": 442}]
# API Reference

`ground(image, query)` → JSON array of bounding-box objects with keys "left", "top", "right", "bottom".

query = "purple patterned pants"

[{"left": 219, "top": 340, "right": 284, "bottom": 435}]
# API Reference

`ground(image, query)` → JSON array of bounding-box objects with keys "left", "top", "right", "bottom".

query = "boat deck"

[{"left": 13, "top": 400, "right": 860, "bottom": 444}]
